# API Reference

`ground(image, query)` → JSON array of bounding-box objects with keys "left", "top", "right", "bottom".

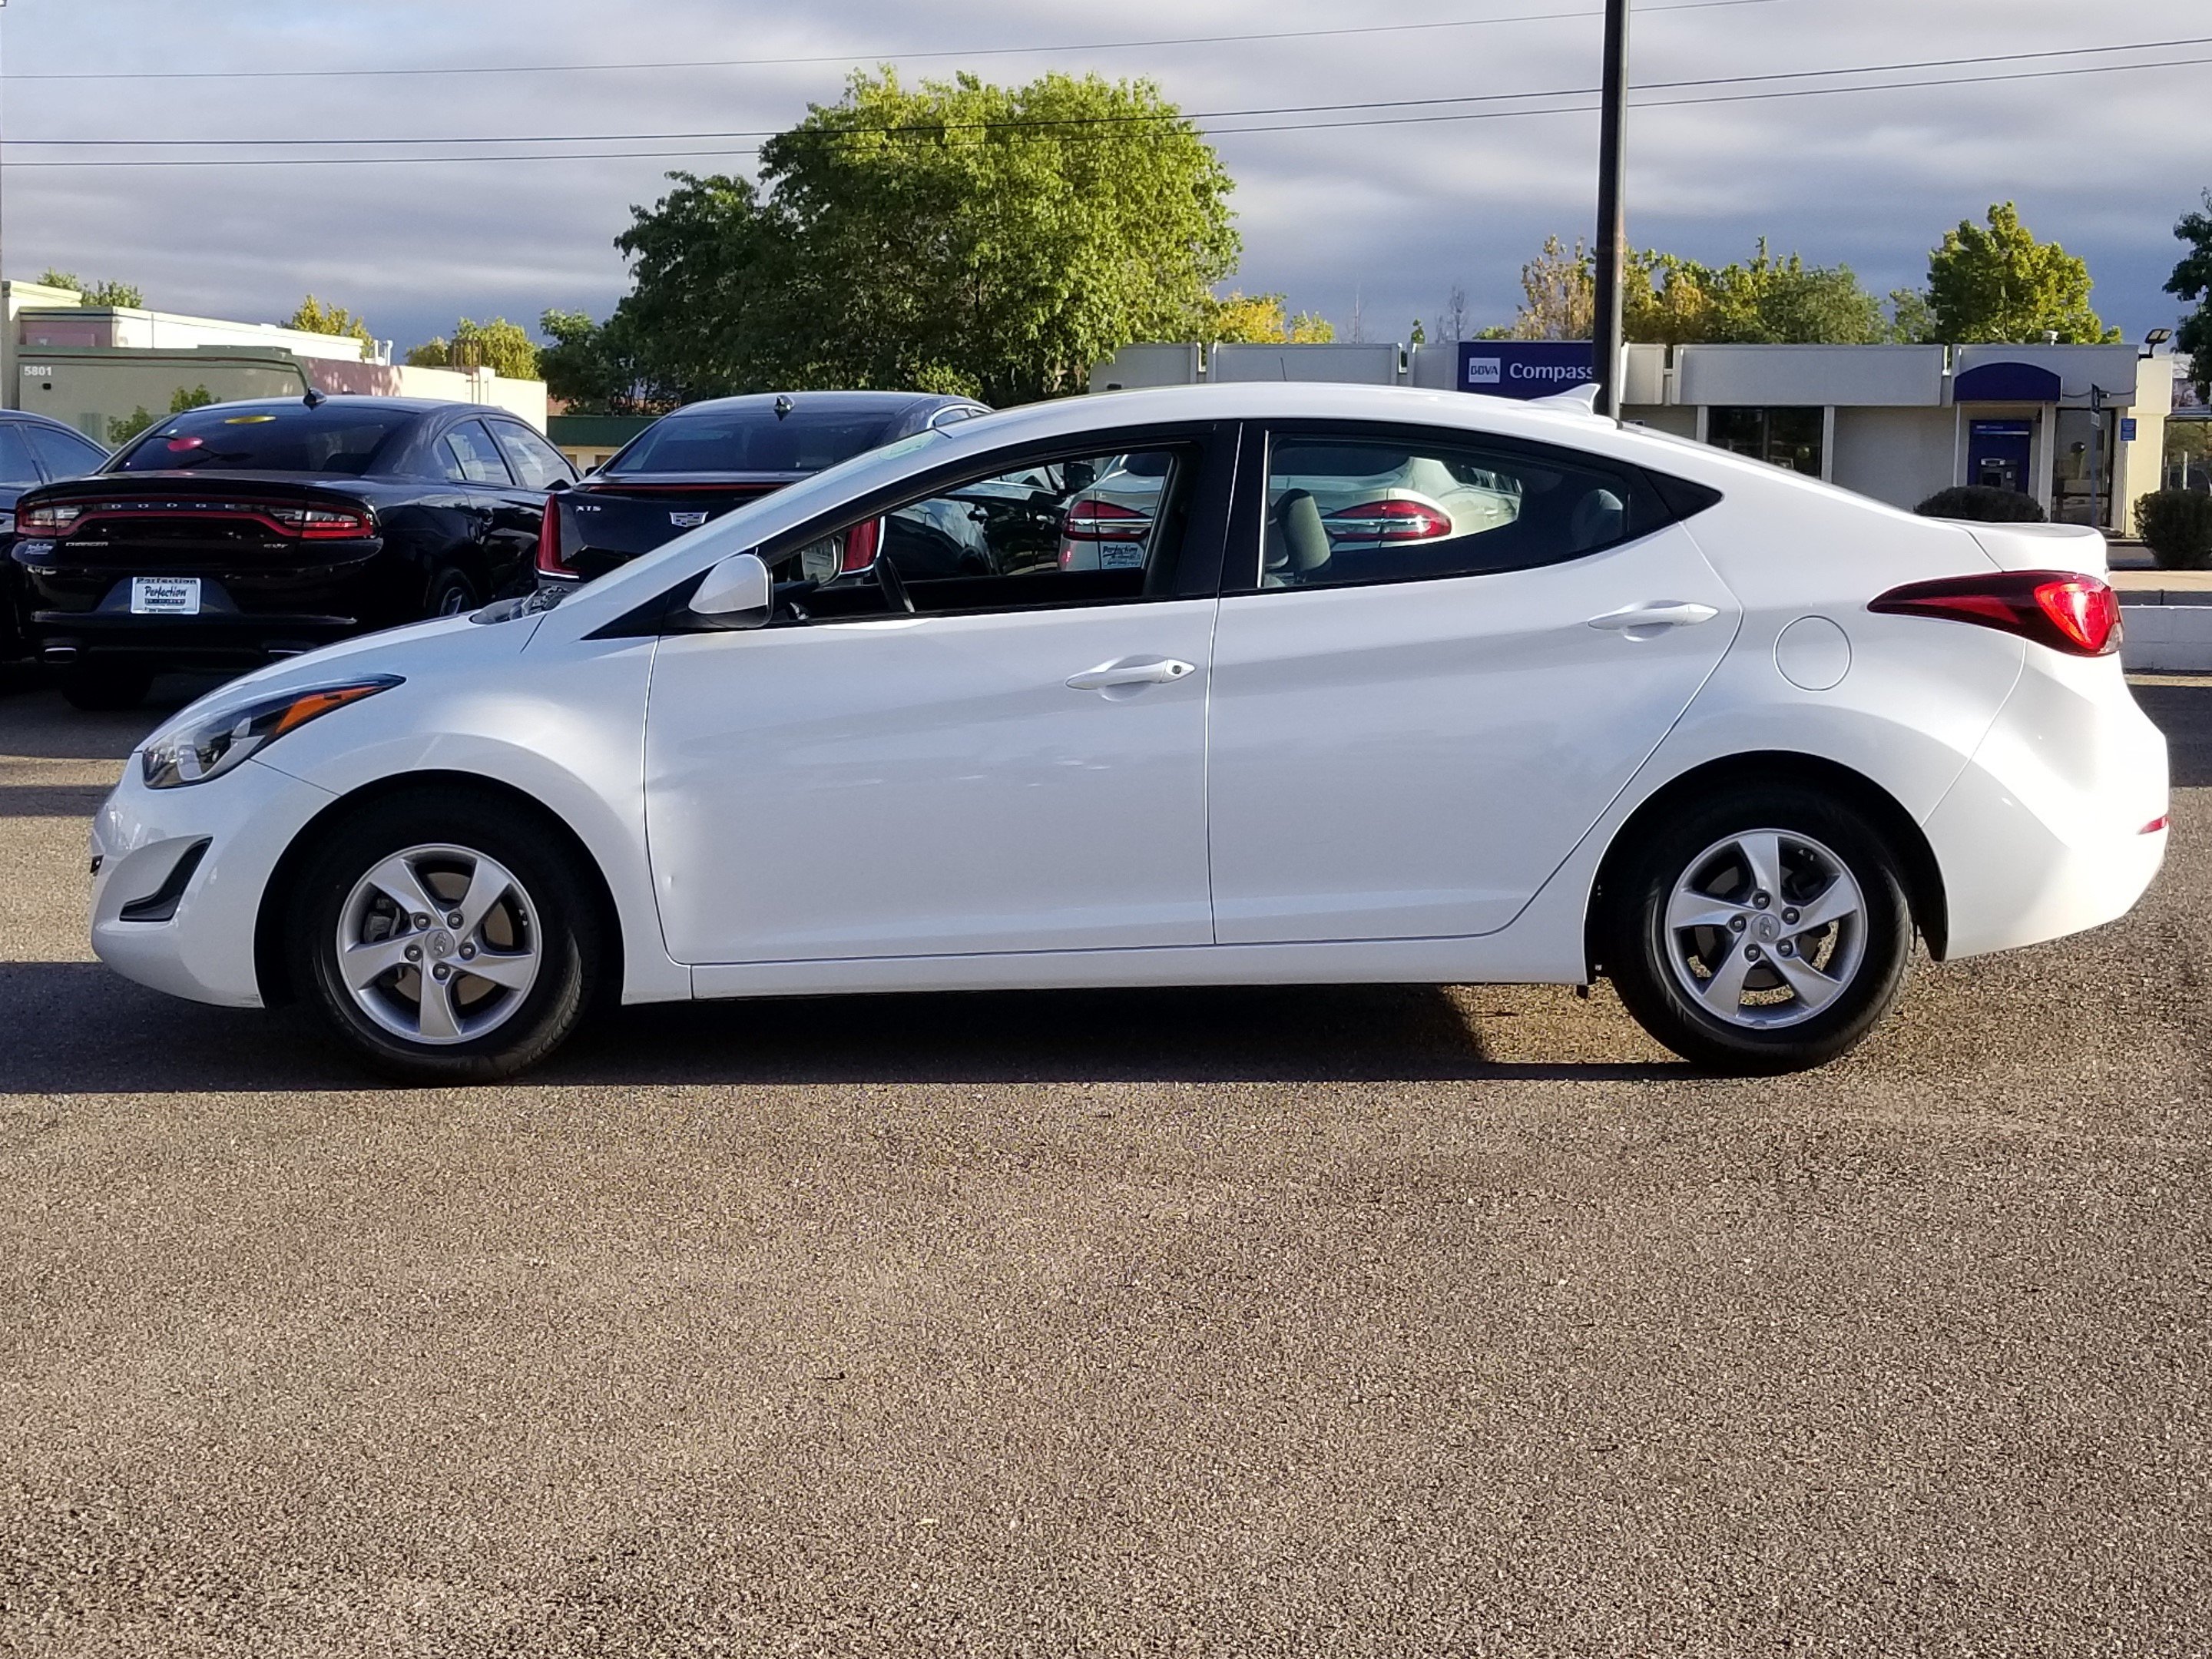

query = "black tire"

[
  {"left": 59, "top": 663, "right": 154, "bottom": 711},
  {"left": 426, "top": 566, "right": 481, "bottom": 618},
  {"left": 1600, "top": 783, "right": 1913, "bottom": 1074},
  {"left": 286, "top": 792, "right": 601, "bottom": 1083}
]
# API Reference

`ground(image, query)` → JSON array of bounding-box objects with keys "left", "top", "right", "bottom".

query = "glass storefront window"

[{"left": 1707, "top": 406, "right": 1825, "bottom": 477}]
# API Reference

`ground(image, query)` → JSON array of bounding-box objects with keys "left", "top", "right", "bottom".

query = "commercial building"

[
  {"left": 3, "top": 279, "right": 550, "bottom": 445},
  {"left": 1092, "top": 338, "right": 2174, "bottom": 535}
]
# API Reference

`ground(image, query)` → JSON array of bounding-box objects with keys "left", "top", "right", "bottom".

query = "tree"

[
  {"left": 406, "top": 316, "right": 541, "bottom": 379},
  {"left": 1923, "top": 202, "right": 2120, "bottom": 345},
  {"left": 38, "top": 269, "right": 143, "bottom": 307},
  {"left": 570, "top": 68, "right": 1240, "bottom": 407},
  {"left": 2166, "top": 189, "right": 2212, "bottom": 402},
  {"left": 1500, "top": 237, "right": 1890, "bottom": 345},
  {"left": 1192, "top": 290, "right": 1333, "bottom": 346},
  {"left": 106, "top": 384, "right": 212, "bottom": 445},
  {"left": 1432, "top": 285, "right": 1469, "bottom": 348},
  {"left": 1508, "top": 236, "right": 1594, "bottom": 341},
  {"left": 283, "top": 296, "right": 375, "bottom": 349},
  {"left": 538, "top": 307, "right": 667, "bottom": 416}
]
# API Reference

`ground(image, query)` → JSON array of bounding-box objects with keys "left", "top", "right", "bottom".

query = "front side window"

[
  {"left": 0, "top": 425, "right": 40, "bottom": 487},
  {"left": 1252, "top": 430, "right": 1643, "bottom": 590},
  {"left": 492, "top": 422, "right": 575, "bottom": 490},
  {"left": 773, "top": 445, "right": 1194, "bottom": 616},
  {"left": 23, "top": 422, "right": 106, "bottom": 479},
  {"left": 440, "top": 420, "right": 513, "bottom": 486}
]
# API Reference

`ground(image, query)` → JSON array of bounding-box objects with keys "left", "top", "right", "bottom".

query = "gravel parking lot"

[{"left": 2, "top": 674, "right": 2207, "bottom": 1655}]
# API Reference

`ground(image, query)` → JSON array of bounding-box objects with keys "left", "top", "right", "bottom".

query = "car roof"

[
  {"left": 659, "top": 390, "right": 981, "bottom": 421},
  {"left": 160, "top": 396, "right": 515, "bottom": 419},
  {"left": 3, "top": 408, "right": 108, "bottom": 438}
]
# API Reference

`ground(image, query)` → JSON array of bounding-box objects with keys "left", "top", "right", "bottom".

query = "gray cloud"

[{"left": 4, "top": 0, "right": 2203, "bottom": 363}]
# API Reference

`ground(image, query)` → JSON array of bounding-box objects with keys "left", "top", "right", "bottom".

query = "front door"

[
  {"left": 643, "top": 432, "right": 1230, "bottom": 964},
  {"left": 1207, "top": 424, "right": 1740, "bottom": 944}
]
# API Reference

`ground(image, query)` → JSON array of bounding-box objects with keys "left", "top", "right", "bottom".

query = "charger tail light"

[
  {"left": 267, "top": 504, "right": 372, "bottom": 540},
  {"left": 535, "top": 498, "right": 574, "bottom": 579},
  {"left": 1064, "top": 498, "right": 1154, "bottom": 540},
  {"left": 18, "top": 502, "right": 84, "bottom": 534},
  {"left": 840, "top": 515, "right": 882, "bottom": 575},
  {"left": 1869, "top": 569, "right": 2121, "bottom": 657},
  {"left": 1321, "top": 498, "right": 1453, "bottom": 543}
]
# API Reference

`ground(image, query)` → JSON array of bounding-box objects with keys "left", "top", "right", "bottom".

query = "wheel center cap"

[
  {"left": 428, "top": 929, "right": 455, "bottom": 958},
  {"left": 1756, "top": 915, "right": 1780, "bottom": 941}
]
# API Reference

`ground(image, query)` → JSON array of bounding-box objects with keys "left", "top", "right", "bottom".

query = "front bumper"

[{"left": 90, "top": 755, "right": 339, "bottom": 1007}]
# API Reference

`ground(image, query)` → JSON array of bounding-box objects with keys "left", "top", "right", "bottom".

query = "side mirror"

[{"left": 687, "top": 551, "right": 773, "bottom": 630}]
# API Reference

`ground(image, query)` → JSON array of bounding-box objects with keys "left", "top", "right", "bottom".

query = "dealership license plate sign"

[{"left": 129, "top": 576, "right": 201, "bottom": 615}]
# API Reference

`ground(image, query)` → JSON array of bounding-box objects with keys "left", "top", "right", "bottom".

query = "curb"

[{"left": 2120, "top": 591, "right": 2212, "bottom": 672}]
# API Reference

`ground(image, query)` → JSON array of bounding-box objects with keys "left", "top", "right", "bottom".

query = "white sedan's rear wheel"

[
  {"left": 290, "top": 795, "right": 599, "bottom": 1081},
  {"left": 1602, "top": 783, "right": 1913, "bottom": 1073}
]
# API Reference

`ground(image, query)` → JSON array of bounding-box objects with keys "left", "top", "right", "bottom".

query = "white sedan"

[{"left": 88, "top": 382, "right": 2169, "bottom": 1081}]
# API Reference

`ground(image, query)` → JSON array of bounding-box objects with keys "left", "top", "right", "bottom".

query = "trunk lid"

[
  {"left": 1967, "top": 521, "right": 2108, "bottom": 576},
  {"left": 22, "top": 472, "right": 381, "bottom": 571},
  {"left": 555, "top": 473, "right": 800, "bottom": 571}
]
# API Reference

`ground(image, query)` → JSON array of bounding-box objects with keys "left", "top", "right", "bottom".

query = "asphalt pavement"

[{"left": 2, "top": 672, "right": 2207, "bottom": 1655}]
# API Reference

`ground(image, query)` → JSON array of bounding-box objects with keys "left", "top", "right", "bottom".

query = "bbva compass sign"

[{"left": 1458, "top": 341, "right": 1595, "bottom": 400}]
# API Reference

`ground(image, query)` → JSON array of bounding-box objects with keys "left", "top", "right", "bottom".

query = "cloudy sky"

[{"left": 4, "top": 0, "right": 2205, "bottom": 360}]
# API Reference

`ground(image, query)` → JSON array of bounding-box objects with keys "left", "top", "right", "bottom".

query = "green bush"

[
  {"left": 1913, "top": 485, "right": 2046, "bottom": 523},
  {"left": 2134, "top": 489, "right": 2212, "bottom": 570}
]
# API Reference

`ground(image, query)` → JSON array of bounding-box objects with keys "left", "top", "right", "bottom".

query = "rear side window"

[
  {"left": 1247, "top": 429, "right": 1654, "bottom": 591},
  {"left": 113, "top": 405, "right": 416, "bottom": 474},
  {"left": 492, "top": 422, "right": 575, "bottom": 490},
  {"left": 22, "top": 422, "right": 106, "bottom": 479},
  {"left": 614, "top": 408, "right": 896, "bottom": 474},
  {"left": 0, "top": 425, "right": 40, "bottom": 487},
  {"left": 439, "top": 420, "right": 514, "bottom": 486}
]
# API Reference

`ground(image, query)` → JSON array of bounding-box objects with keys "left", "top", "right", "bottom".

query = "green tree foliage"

[
  {"left": 38, "top": 269, "right": 144, "bottom": 307},
  {"left": 556, "top": 69, "right": 1240, "bottom": 410},
  {"left": 1501, "top": 237, "right": 1892, "bottom": 344},
  {"left": 105, "top": 385, "right": 210, "bottom": 446},
  {"left": 1923, "top": 203, "right": 2120, "bottom": 345},
  {"left": 2166, "top": 189, "right": 2212, "bottom": 401},
  {"left": 406, "top": 316, "right": 541, "bottom": 379},
  {"left": 283, "top": 296, "right": 375, "bottom": 348}
]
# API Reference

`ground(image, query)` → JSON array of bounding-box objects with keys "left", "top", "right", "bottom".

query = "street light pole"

[{"left": 1590, "top": 0, "right": 1631, "bottom": 420}]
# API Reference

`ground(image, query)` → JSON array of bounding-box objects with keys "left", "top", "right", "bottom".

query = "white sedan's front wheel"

[{"left": 290, "top": 795, "right": 601, "bottom": 1082}]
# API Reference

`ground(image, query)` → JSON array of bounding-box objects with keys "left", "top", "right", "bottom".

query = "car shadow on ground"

[
  {"left": 0, "top": 962, "right": 1680, "bottom": 1094},
  {"left": 2131, "top": 680, "right": 2212, "bottom": 788}
]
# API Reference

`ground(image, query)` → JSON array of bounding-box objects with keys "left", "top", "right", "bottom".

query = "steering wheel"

[{"left": 875, "top": 551, "right": 916, "bottom": 615}]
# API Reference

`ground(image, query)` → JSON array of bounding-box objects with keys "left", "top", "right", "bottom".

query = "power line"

[
  {"left": 2, "top": 48, "right": 2201, "bottom": 168},
  {"left": 0, "top": 0, "right": 1783, "bottom": 83}
]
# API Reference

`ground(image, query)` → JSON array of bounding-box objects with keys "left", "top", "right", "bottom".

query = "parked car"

[
  {"left": 14, "top": 394, "right": 575, "bottom": 708},
  {"left": 534, "top": 389, "right": 988, "bottom": 587},
  {"left": 85, "top": 382, "right": 2167, "bottom": 1083},
  {"left": 0, "top": 411, "right": 110, "bottom": 664}
]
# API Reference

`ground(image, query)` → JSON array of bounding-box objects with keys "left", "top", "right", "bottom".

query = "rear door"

[
  {"left": 1207, "top": 422, "right": 1738, "bottom": 943},
  {"left": 435, "top": 419, "right": 536, "bottom": 593}
]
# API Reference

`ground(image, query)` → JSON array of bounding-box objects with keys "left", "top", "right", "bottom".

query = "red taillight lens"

[
  {"left": 267, "top": 504, "right": 372, "bottom": 540},
  {"left": 2141, "top": 815, "right": 2169, "bottom": 835},
  {"left": 1868, "top": 570, "right": 2121, "bottom": 657},
  {"left": 1063, "top": 498, "right": 1153, "bottom": 540},
  {"left": 840, "top": 515, "right": 882, "bottom": 575},
  {"left": 18, "top": 502, "right": 84, "bottom": 534},
  {"left": 535, "top": 498, "right": 572, "bottom": 578},
  {"left": 1320, "top": 498, "right": 1453, "bottom": 542}
]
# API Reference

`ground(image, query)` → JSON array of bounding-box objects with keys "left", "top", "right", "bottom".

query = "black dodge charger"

[{"left": 14, "top": 393, "right": 575, "bottom": 708}]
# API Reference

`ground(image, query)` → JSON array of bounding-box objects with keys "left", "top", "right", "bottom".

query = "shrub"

[
  {"left": 1913, "top": 485, "right": 2046, "bottom": 523},
  {"left": 2134, "top": 488, "right": 2212, "bottom": 571}
]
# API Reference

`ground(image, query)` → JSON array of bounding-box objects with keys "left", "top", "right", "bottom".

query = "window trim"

[
  {"left": 439, "top": 416, "right": 518, "bottom": 488},
  {"left": 621, "top": 420, "right": 1240, "bottom": 638},
  {"left": 1226, "top": 419, "right": 1681, "bottom": 596}
]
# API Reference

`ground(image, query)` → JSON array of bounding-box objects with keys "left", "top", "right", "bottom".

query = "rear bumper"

[
  {"left": 1924, "top": 655, "right": 2170, "bottom": 960},
  {"left": 90, "top": 756, "right": 337, "bottom": 1007}
]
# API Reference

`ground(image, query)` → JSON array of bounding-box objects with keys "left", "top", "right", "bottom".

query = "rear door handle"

[
  {"left": 1586, "top": 601, "right": 1719, "bottom": 636},
  {"left": 1065, "top": 656, "right": 1197, "bottom": 691}
]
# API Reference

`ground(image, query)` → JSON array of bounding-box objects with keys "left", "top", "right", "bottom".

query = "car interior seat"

[
  {"left": 1567, "top": 486, "right": 1627, "bottom": 552},
  {"left": 1262, "top": 488, "right": 1333, "bottom": 587}
]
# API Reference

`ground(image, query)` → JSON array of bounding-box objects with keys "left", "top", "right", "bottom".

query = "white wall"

[
  {"left": 1210, "top": 343, "right": 1406, "bottom": 384},
  {"left": 1677, "top": 344, "right": 1945, "bottom": 409},
  {"left": 1830, "top": 407, "right": 1957, "bottom": 510}
]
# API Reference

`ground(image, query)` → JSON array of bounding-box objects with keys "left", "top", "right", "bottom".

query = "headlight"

[{"left": 140, "top": 676, "right": 402, "bottom": 789}]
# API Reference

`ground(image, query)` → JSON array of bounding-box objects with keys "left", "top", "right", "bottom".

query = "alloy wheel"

[
  {"left": 333, "top": 843, "right": 541, "bottom": 1045},
  {"left": 1660, "top": 827, "right": 1867, "bottom": 1031}
]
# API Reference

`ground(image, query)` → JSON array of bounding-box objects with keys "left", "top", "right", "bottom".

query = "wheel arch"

[
  {"left": 253, "top": 770, "right": 625, "bottom": 1008},
  {"left": 1584, "top": 750, "right": 1950, "bottom": 975}
]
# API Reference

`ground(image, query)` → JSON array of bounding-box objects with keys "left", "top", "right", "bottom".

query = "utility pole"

[{"left": 1590, "top": 0, "right": 1631, "bottom": 419}]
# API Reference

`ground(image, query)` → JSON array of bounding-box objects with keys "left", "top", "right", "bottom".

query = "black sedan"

[
  {"left": 15, "top": 394, "right": 575, "bottom": 708},
  {"left": 534, "top": 390, "right": 988, "bottom": 587},
  {"left": 0, "top": 410, "right": 111, "bottom": 664}
]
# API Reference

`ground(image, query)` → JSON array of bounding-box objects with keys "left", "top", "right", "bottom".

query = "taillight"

[
  {"left": 2141, "top": 815, "right": 2170, "bottom": 835},
  {"left": 840, "top": 515, "right": 882, "bottom": 575},
  {"left": 535, "top": 498, "right": 574, "bottom": 579},
  {"left": 1868, "top": 570, "right": 2122, "bottom": 658},
  {"left": 1320, "top": 498, "right": 1453, "bottom": 542},
  {"left": 267, "top": 504, "right": 372, "bottom": 539},
  {"left": 18, "top": 502, "right": 84, "bottom": 534},
  {"left": 1063, "top": 498, "right": 1154, "bottom": 540}
]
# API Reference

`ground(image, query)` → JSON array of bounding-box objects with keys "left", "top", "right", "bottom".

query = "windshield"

[
  {"left": 611, "top": 407, "right": 901, "bottom": 475},
  {"left": 112, "top": 405, "right": 416, "bottom": 475}
]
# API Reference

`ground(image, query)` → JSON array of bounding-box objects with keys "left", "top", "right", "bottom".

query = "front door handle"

[
  {"left": 1586, "top": 601, "right": 1720, "bottom": 637},
  {"left": 1065, "top": 656, "right": 1197, "bottom": 691}
]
